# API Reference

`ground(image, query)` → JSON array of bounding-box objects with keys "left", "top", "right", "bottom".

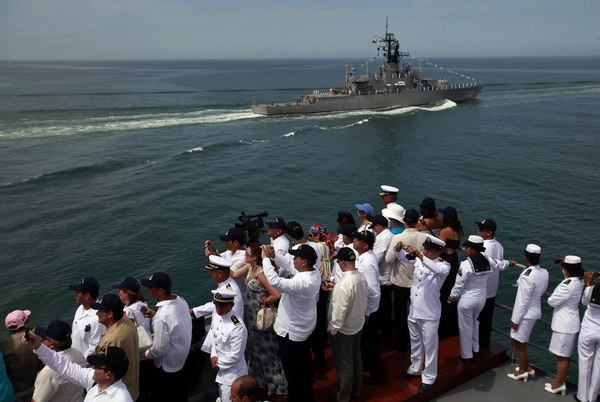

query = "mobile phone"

[
  {"left": 24, "top": 328, "right": 30, "bottom": 341},
  {"left": 140, "top": 306, "right": 149, "bottom": 314}
]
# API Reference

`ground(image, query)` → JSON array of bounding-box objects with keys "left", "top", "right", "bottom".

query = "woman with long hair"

[{"left": 244, "top": 241, "right": 287, "bottom": 396}]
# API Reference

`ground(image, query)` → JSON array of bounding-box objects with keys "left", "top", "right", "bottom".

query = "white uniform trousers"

[
  {"left": 457, "top": 296, "right": 486, "bottom": 359},
  {"left": 218, "top": 383, "right": 231, "bottom": 402},
  {"left": 577, "top": 325, "right": 600, "bottom": 402},
  {"left": 407, "top": 318, "right": 439, "bottom": 385}
]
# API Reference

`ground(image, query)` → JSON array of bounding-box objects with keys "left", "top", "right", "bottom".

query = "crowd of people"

[{"left": 1, "top": 185, "right": 599, "bottom": 402}]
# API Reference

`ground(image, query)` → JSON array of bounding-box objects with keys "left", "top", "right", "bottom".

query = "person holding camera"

[{"left": 393, "top": 235, "right": 450, "bottom": 394}]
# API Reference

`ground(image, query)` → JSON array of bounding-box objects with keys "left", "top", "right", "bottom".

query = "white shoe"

[
  {"left": 507, "top": 372, "right": 528, "bottom": 382},
  {"left": 516, "top": 366, "right": 535, "bottom": 377},
  {"left": 544, "top": 383, "right": 566, "bottom": 395}
]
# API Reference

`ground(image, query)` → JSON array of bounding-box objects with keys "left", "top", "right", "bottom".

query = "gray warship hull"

[{"left": 251, "top": 82, "right": 482, "bottom": 115}]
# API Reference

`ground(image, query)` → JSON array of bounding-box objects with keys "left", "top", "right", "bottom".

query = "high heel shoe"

[
  {"left": 507, "top": 372, "right": 529, "bottom": 381},
  {"left": 516, "top": 366, "right": 535, "bottom": 377},
  {"left": 545, "top": 383, "right": 566, "bottom": 395}
]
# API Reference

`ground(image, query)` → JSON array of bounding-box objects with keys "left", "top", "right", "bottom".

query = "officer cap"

[
  {"left": 379, "top": 185, "right": 398, "bottom": 196},
  {"left": 205, "top": 255, "right": 233, "bottom": 271}
]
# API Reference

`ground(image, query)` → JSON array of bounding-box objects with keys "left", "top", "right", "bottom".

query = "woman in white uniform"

[
  {"left": 545, "top": 256, "right": 584, "bottom": 395},
  {"left": 507, "top": 244, "right": 549, "bottom": 381},
  {"left": 576, "top": 271, "right": 600, "bottom": 402}
]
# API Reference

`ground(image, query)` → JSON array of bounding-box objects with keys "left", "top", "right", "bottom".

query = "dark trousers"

[
  {"left": 361, "top": 312, "right": 387, "bottom": 379},
  {"left": 392, "top": 285, "right": 411, "bottom": 350},
  {"left": 278, "top": 334, "right": 314, "bottom": 402},
  {"left": 310, "top": 288, "right": 329, "bottom": 369},
  {"left": 478, "top": 296, "right": 495, "bottom": 349},
  {"left": 153, "top": 367, "right": 187, "bottom": 402},
  {"left": 377, "top": 285, "right": 393, "bottom": 335}
]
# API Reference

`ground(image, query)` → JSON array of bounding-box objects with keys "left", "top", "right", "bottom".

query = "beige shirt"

[
  {"left": 32, "top": 347, "right": 86, "bottom": 402},
  {"left": 0, "top": 332, "right": 44, "bottom": 394},
  {"left": 328, "top": 270, "right": 368, "bottom": 336},
  {"left": 95, "top": 317, "right": 139, "bottom": 400},
  {"left": 385, "top": 228, "right": 427, "bottom": 288}
]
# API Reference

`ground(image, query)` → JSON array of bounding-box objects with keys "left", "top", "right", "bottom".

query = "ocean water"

[{"left": 1, "top": 57, "right": 599, "bottom": 380}]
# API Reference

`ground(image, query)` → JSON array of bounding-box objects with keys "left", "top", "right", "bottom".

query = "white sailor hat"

[
  {"left": 463, "top": 235, "right": 486, "bottom": 251},
  {"left": 205, "top": 255, "right": 233, "bottom": 270},
  {"left": 563, "top": 255, "right": 581, "bottom": 265},
  {"left": 423, "top": 234, "right": 446, "bottom": 249},
  {"left": 525, "top": 244, "right": 541, "bottom": 255},
  {"left": 379, "top": 185, "right": 399, "bottom": 196},
  {"left": 382, "top": 204, "right": 406, "bottom": 223},
  {"left": 211, "top": 289, "right": 237, "bottom": 303}
]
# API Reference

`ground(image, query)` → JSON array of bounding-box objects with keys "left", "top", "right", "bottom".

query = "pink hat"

[{"left": 5, "top": 310, "right": 31, "bottom": 330}]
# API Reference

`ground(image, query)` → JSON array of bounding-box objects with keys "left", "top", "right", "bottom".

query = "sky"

[{"left": 0, "top": 0, "right": 598, "bottom": 60}]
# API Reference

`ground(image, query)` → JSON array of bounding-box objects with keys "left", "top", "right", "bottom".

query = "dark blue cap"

[
  {"left": 140, "top": 272, "right": 172, "bottom": 290},
  {"left": 90, "top": 294, "right": 124, "bottom": 313},
  {"left": 338, "top": 223, "right": 357, "bottom": 238},
  {"left": 266, "top": 217, "right": 286, "bottom": 230},
  {"left": 475, "top": 218, "right": 496, "bottom": 232},
  {"left": 69, "top": 277, "right": 100, "bottom": 295},
  {"left": 111, "top": 277, "right": 140, "bottom": 292},
  {"left": 371, "top": 214, "right": 388, "bottom": 228},
  {"left": 34, "top": 320, "right": 71, "bottom": 342},
  {"left": 219, "top": 227, "right": 244, "bottom": 243}
]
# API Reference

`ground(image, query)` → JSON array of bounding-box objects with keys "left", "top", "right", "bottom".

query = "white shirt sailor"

[
  {"left": 548, "top": 276, "right": 585, "bottom": 334},
  {"left": 210, "top": 309, "right": 248, "bottom": 386},
  {"left": 373, "top": 228, "right": 393, "bottom": 287},
  {"left": 482, "top": 238, "right": 506, "bottom": 298},
  {"left": 72, "top": 305, "right": 106, "bottom": 358},
  {"left": 356, "top": 250, "right": 381, "bottom": 316},
  {"left": 262, "top": 257, "right": 321, "bottom": 342},
  {"left": 271, "top": 235, "right": 290, "bottom": 258},
  {"left": 511, "top": 265, "right": 549, "bottom": 325},
  {"left": 450, "top": 255, "right": 510, "bottom": 301},
  {"left": 394, "top": 248, "right": 450, "bottom": 320},
  {"left": 34, "top": 344, "right": 133, "bottom": 402},
  {"left": 580, "top": 285, "right": 600, "bottom": 332},
  {"left": 144, "top": 295, "right": 192, "bottom": 372},
  {"left": 221, "top": 249, "right": 248, "bottom": 303}
]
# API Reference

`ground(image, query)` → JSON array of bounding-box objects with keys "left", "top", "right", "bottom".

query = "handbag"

[
  {"left": 133, "top": 310, "right": 153, "bottom": 349},
  {"left": 255, "top": 299, "right": 277, "bottom": 332}
]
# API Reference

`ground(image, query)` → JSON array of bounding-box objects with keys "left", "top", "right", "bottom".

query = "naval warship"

[{"left": 251, "top": 22, "right": 483, "bottom": 116}]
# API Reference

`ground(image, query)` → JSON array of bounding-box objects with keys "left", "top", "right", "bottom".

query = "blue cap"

[
  {"left": 111, "top": 277, "right": 140, "bottom": 292},
  {"left": 338, "top": 223, "right": 358, "bottom": 238},
  {"left": 266, "top": 217, "right": 286, "bottom": 230},
  {"left": 141, "top": 272, "right": 172, "bottom": 290},
  {"left": 356, "top": 203, "right": 374, "bottom": 216},
  {"left": 219, "top": 227, "right": 244, "bottom": 244},
  {"left": 90, "top": 294, "right": 124, "bottom": 314},
  {"left": 69, "top": 277, "right": 100, "bottom": 295}
]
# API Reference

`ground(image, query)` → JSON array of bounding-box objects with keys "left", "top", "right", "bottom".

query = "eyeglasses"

[{"left": 93, "top": 365, "right": 109, "bottom": 372}]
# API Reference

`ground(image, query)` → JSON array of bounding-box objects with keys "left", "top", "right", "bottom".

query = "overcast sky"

[{"left": 0, "top": 0, "right": 598, "bottom": 60}]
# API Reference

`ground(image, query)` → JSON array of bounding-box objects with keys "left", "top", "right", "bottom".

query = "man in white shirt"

[
  {"left": 69, "top": 277, "right": 106, "bottom": 358},
  {"left": 328, "top": 247, "right": 368, "bottom": 401},
  {"left": 266, "top": 217, "right": 290, "bottom": 258},
  {"left": 205, "top": 227, "right": 248, "bottom": 302},
  {"left": 261, "top": 244, "right": 320, "bottom": 402},
  {"left": 32, "top": 320, "right": 86, "bottom": 402},
  {"left": 141, "top": 272, "right": 192, "bottom": 402},
  {"left": 353, "top": 230, "right": 386, "bottom": 385},
  {"left": 394, "top": 236, "right": 450, "bottom": 394},
  {"left": 371, "top": 214, "right": 394, "bottom": 335},
  {"left": 474, "top": 219, "right": 506, "bottom": 349},
  {"left": 24, "top": 333, "right": 132, "bottom": 402}
]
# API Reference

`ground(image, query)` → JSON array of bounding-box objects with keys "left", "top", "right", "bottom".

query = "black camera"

[
  {"left": 403, "top": 245, "right": 417, "bottom": 260},
  {"left": 236, "top": 211, "right": 268, "bottom": 244}
]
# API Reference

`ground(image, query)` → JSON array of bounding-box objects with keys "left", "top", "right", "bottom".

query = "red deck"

[{"left": 267, "top": 336, "right": 508, "bottom": 401}]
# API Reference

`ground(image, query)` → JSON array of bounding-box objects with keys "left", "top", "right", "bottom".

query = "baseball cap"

[
  {"left": 356, "top": 203, "right": 374, "bottom": 216},
  {"left": 111, "top": 277, "right": 140, "bottom": 292},
  {"left": 140, "top": 272, "right": 172, "bottom": 290},
  {"left": 68, "top": 277, "right": 100, "bottom": 295},
  {"left": 91, "top": 294, "right": 125, "bottom": 314},
  {"left": 34, "top": 320, "right": 71, "bottom": 342},
  {"left": 288, "top": 244, "right": 317, "bottom": 264},
  {"left": 332, "top": 247, "right": 356, "bottom": 262},
  {"left": 475, "top": 219, "right": 497, "bottom": 232},
  {"left": 5, "top": 310, "right": 31, "bottom": 330},
  {"left": 219, "top": 227, "right": 244, "bottom": 243},
  {"left": 87, "top": 346, "right": 129, "bottom": 379},
  {"left": 266, "top": 217, "right": 286, "bottom": 230}
]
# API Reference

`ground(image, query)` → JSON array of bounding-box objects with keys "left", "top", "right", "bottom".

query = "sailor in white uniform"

[
  {"left": 507, "top": 244, "right": 549, "bottom": 381},
  {"left": 394, "top": 235, "right": 450, "bottom": 394},
  {"left": 576, "top": 270, "right": 600, "bottom": 402},
  {"left": 545, "top": 255, "right": 585, "bottom": 395},
  {"left": 209, "top": 289, "right": 248, "bottom": 402},
  {"left": 266, "top": 217, "right": 290, "bottom": 258},
  {"left": 448, "top": 235, "right": 513, "bottom": 361},
  {"left": 193, "top": 256, "right": 243, "bottom": 355}
]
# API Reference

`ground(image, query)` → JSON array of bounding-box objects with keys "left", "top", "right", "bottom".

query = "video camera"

[{"left": 235, "top": 211, "right": 268, "bottom": 245}]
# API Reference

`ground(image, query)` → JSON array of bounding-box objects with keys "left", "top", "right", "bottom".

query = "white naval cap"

[
  {"left": 525, "top": 244, "right": 542, "bottom": 254},
  {"left": 423, "top": 234, "right": 446, "bottom": 248},
  {"left": 564, "top": 255, "right": 581, "bottom": 264},
  {"left": 211, "top": 288, "right": 237, "bottom": 303},
  {"left": 379, "top": 185, "right": 399, "bottom": 196},
  {"left": 206, "top": 255, "right": 233, "bottom": 270},
  {"left": 382, "top": 204, "right": 406, "bottom": 223},
  {"left": 466, "top": 235, "right": 484, "bottom": 245}
]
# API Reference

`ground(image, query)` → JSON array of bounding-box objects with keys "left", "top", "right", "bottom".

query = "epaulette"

[
  {"left": 563, "top": 279, "right": 571, "bottom": 285},
  {"left": 231, "top": 315, "right": 241, "bottom": 326},
  {"left": 524, "top": 268, "right": 532, "bottom": 277},
  {"left": 226, "top": 283, "right": 233, "bottom": 291}
]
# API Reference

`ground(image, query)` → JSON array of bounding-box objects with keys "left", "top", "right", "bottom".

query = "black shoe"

[
  {"left": 398, "top": 371, "right": 421, "bottom": 379},
  {"left": 364, "top": 373, "right": 388, "bottom": 385},
  {"left": 459, "top": 357, "right": 473, "bottom": 364},
  {"left": 418, "top": 383, "right": 433, "bottom": 394},
  {"left": 573, "top": 395, "right": 582, "bottom": 402}
]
